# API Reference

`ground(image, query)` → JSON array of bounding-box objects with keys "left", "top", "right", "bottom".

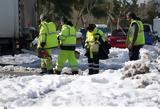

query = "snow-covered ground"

[{"left": 0, "top": 44, "right": 160, "bottom": 108}]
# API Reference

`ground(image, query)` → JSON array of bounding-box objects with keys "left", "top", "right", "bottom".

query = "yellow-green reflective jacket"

[
  {"left": 127, "top": 19, "right": 145, "bottom": 46},
  {"left": 59, "top": 24, "right": 77, "bottom": 46},
  {"left": 85, "top": 27, "right": 106, "bottom": 48},
  {"left": 37, "top": 21, "right": 58, "bottom": 49}
]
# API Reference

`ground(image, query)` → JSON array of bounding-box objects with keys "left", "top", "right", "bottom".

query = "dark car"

[
  {"left": 107, "top": 28, "right": 128, "bottom": 48},
  {"left": 95, "top": 24, "right": 109, "bottom": 37},
  {"left": 79, "top": 27, "right": 87, "bottom": 38},
  {"left": 143, "top": 24, "right": 153, "bottom": 45}
]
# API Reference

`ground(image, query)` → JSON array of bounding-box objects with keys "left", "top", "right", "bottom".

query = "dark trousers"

[
  {"left": 88, "top": 52, "right": 99, "bottom": 75},
  {"left": 129, "top": 45, "right": 143, "bottom": 61}
]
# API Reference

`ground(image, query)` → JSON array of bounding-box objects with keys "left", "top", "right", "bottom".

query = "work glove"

[
  {"left": 95, "top": 37, "right": 98, "bottom": 41},
  {"left": 38, "top": 48, "right": 49, "bottom": 58},
  {"left": 40, "top": 42, "right": 46, "bottom": 48}
]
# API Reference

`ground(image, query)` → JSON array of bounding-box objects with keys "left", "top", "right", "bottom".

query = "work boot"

[
  {"left": 72, "top": 71, "right": 79, "bottom": 75},
  {"left": 47, "top": 69, "right": 54, "bottom": 74},
  {"left": 40, "top": 68, "right": 47, "bottom": 74},
  {"left": 89, "top": 70, "right": 99, "bottom": 75},
  {"left": 88, "top": 69, "right": 93, "bottom": 75},
  {"left": 54, "top": 69, "right": 61, "bottom": 75},
  {"left": 93, "top": 70, "right": 99, "bottom": 74}
]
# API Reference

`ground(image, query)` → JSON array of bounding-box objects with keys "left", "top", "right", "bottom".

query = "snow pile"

[
  {"left": 0, "top": 54, "right": 38, "bottom": 65},
  {"left": 0, "top": 75, "right": 75, "bottom": 106},
  {"left": 0, "top": 66, "right": 40, "bottom": 73},
  {"left": 0, "top": 45, "right": 159, "bottom": 107},
  {"left": 0, "top": 66, "right": 41, "bottom": 77},
  {"left": 122, "top": 48, "right": 150, "bottom": 79}
]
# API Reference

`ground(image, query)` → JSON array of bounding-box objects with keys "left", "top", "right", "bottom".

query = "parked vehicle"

[
  {"left": 0, "top": 0, "right": 38, "bottom": 55},
  {"left": 143, "top": 23, "right": 154, "bottom": 45},
  {"left": 95, "top": 24, "right": 109, "bottom": 37},
  {"left": 153, "top": 18, "right": 160, "bottom": 42},
  {"left": 107, "top": 28, "right": 128, "bottom": 48},
  {"left": 108, "top": 23, "right": 156, "bottom": 48}
]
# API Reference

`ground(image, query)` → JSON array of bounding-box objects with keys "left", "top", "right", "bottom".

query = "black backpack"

[{"left": 98, "top": 37, "right": 111, "bottom": 60}]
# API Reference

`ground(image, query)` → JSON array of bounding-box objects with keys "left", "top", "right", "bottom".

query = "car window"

[
  {"left": 112, "top": 29, "right": 128, "bottom": 36},
  {"left": 79, "top": 28, "right": 87, "bottom": 37}
]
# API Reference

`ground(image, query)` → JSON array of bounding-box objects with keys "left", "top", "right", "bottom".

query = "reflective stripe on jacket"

[
  {"left": 37, "top": 21, "right": 58, "bottom": 49},
  {"left": 127, "top": 19, "right": 145, "bottom": 46}
]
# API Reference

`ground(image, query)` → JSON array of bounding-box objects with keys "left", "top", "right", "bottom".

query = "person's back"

[
  {"left": 37, "top": 14, "right": 58, "bottom": 74},
  {"left": 55, "top": 18, "right": 78, "bottom": 75},
  {"left": 59, "top": 21, "right": 77, "bottom": 50},
  {"left": 67, "top": 24, "right": 77, "bottom": 45},
  {"left": 42, "top": 21, "right": 58, "bottom": 48}
]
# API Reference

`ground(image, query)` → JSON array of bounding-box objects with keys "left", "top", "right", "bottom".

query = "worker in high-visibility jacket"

[
  {"left": 85, "top": 24, "right": 106, "bottom": 75},
  {"left": 55, "top": 17, "right": 78, "bottom": 75},
  {"left": 37, "top": 14, "right": 58, "bottom": 74},
  {"left": 126, "top": 12, "right": 145, "bottom": 61}
]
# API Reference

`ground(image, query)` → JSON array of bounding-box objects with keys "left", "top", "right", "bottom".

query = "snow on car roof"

[{"left": 95, "top": 24, "right": 107, "bottom": 28}]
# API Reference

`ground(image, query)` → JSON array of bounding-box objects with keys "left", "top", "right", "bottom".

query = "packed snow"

[{"left": 0, "top": 43, "right": 160, "bottom": 108}]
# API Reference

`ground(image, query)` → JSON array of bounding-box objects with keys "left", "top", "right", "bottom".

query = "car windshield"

[
  {"left": 112, "top": 29, "right": 128, "bottom": 36},
  {"left": 97, "top": 27, "right": 108, "bottom": 34}
]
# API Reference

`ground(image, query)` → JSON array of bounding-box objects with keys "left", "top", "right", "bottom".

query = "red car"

[{"left": 107, "top": 29, "right": 128, "bottom": 48}]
